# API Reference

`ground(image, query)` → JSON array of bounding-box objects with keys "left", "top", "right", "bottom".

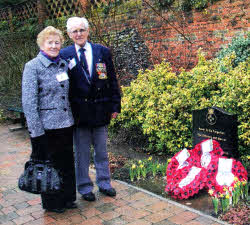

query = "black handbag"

[{"left": 18, "top": 159, "right": 61, "bottom": 194}]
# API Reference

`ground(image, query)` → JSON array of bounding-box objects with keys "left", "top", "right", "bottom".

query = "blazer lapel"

[
  {"left": 72, "top": 45, "right": 91, "bottom": 85},
  {"left": 90, "top": 43, "right": 99, "bottom": 82}
]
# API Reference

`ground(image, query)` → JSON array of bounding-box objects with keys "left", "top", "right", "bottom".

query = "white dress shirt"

[{"left": 75, "top": 42, "right": 93, "bottom": 76}]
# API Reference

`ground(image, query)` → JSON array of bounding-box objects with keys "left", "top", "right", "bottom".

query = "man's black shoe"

[
  {"left": 65, "top": 202, "right": 77, "bottom": 209},
  {"left": 99, "top": 188, "right": 116, "bottom": 197},
  {"left": 45, "top": 207, "right": 65, "bottom": 213},
  {"left": 82, "top": 192, "right": 96, "bottom": 201}
]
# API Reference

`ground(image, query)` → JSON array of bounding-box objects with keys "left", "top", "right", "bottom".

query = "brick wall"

[
  {"left": 92, "top": 0, "right": 249, "bottom": 72},
  {"left": 0, "top": 0, "right": 249, "bottom": 77}
]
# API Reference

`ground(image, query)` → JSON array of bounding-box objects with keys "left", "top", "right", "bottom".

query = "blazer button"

[
  {"left": 61, "top": 84, "right": 64, "bottom": 88},
  {"left": 64, "top": 108, "right": 67, "bottom": 111},
  {"left": 62, "top": 96, "right": 65, "bottom": 100}
]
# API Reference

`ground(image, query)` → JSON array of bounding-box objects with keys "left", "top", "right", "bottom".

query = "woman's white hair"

[
  {"left": 66, "top": 17, "right": 89, "bottom": 32},
  {"left": 37, "top": 26, "right": 64, "bottom": 48}
]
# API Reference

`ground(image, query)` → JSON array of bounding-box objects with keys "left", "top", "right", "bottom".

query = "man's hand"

[{"left": 111, "top": 112, "right": 118, "bottom": 119}]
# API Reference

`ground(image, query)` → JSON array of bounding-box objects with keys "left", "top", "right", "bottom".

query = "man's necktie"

[{"left": 79, "top": 48, "right": 90, "bottom": 80}]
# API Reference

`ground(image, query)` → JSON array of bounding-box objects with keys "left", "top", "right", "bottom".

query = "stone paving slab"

[{"left": 0, "top": 123, "right": 230, "bottom": 225}]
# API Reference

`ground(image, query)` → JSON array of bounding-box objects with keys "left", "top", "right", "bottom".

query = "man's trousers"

[{"left": 73, "top": 126, "right": 112, "bottom": 195}]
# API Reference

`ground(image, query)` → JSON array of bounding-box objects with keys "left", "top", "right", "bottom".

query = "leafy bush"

[
  {"left": 88, "top": 0, "right": 142, "bottom": 18},
  {"left": 0, "top": 15, "right": 40, "bottom": 34},
  {"left": 155, "top": 0, "right": 220, "bottom": 10},
  {"left": 110, "top": 52, "right": 249, "bottom": 156},
  {"left": 217, "top": 33, "right": 250, "bottom": 70},
  {"left": 0, "top": 0, "right": 26, "bottom": 7},
  {"left": 44, "top": 17, "right": 68, "bottom": 33},
  {"left": 0, "top": 32, "right": 38, "bottom": 95},
  {"left": 0, "top": 109, "right": 6, "bottom": 122},
  {"left": 14, "top": 17, "right": 39, "bottom": 34},
  {"left": 0, "top": 21, "right": 9, "bottom": 32}
]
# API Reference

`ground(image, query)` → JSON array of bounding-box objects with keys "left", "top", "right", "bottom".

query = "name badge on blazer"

[
  {"left": 56, "top": 72, "right": 69, "bottom": 82},
  {"left": 96, "top": 63, "right": 107, "bottom": 80},
  {"left": 68, "top": 58, "right": 76, "bottom": 70}
]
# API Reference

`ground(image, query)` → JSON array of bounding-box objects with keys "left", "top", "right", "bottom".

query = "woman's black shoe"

[
  {"left": 45, "top": 208, "right": 65, "bottom": 213},
  {"left": 65, "top": 202, "right": 77, "bottom": 209}
]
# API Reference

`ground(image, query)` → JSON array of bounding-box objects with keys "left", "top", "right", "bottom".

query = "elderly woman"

[{"left": 22, "top": 26, "right": 76, "bottom": 213}]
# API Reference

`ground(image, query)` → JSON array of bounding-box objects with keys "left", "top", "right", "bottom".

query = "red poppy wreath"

[
  {"left": 190, "top": 139, "right": 224, "bottom": 169},
  {"left": 165, "top": 139, "right": 247, "bottom": 200},
  {"left": 165, "top": 148, "right": 193, "bottom": 193},
  {"left": 167, "top": 166, "right": 207, "bottom": 199},
  {"left": 206, "top": 157, "right": 248, "bottom": 194},
  {"left": 165, "top": 146, "right": 207, "bottom": 199}
]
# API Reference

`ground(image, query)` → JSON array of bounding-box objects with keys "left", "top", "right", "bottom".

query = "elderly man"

[{"left": 60, "top": 17, "right": 121, "bottom": 201}]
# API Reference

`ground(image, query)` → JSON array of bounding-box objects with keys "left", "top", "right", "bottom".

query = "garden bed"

[{"left": 107, "top": 146, "right": 249, "bottom": 225}]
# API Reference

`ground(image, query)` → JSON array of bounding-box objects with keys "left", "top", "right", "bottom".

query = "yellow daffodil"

[
  {"left": 167, "top": 159, "right": 171, "bottom": 163},
  {"left": 226, "top": 194, "right": 230, "bottom": 199},
  {"left": 148, "top": 156, "right": 152, "bottom": 161},
  {"left": 223, "top": 187, "right": 227, "bottom": 192},
  {"left": 157, "top": 165, "right": 160, "bottom": 168},
  {"left": 208, "top": 189, "right": 214, "bottom": 195},
  {"left": 139, "top": 164, "right": 143, "bottom": 168},
  {"left": 247, "top": 156, "right": 250, "bottom": 160},
  {"left": 242, "top": 181, "right": 247, "bottom": 185},
  {"left": 138, "top": 160, "right": 142, "bottom": 164},
  {"left": 234, "top": 176, "right": 239, "bottom": 181},
  {"left": 220, "top": 194, "right": 224, "bottom": 198},
  {"left": 132, "top": 164, "right": 136, "bottom": 169}
]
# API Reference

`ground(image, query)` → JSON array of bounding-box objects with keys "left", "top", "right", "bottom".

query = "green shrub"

[
  {"left": 0, "top": 0, "right": 26, "bottom": 7},
  {"left": 0, "top": 109, "right": 6, "bottom": 122},
  {"left": 88, "top": 0, "right": 142, "bottom": 18},
  {"left": 217, "top": 33, "right": 250, "bottom": 70},
  {"left": 44, "top": 17, "right": 68, "bottom": 32},
  {"left": 155, "top": 0, "right": 220, "bottom": 11},
  {"left": 0, "top": 32, "right": 38, "bottom": 95},
  {"left": 110, "top": 52, "right": 249, "bottom": 156},
  {"left": 0, "top": 20, "right": 9, "bottom": 32},
  {"left": 16, "top": 18, "right": 39, "bottom": 34}
]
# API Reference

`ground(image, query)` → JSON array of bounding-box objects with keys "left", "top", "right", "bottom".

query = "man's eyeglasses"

[{"left": 71, "top": 29, "right": 87, "bottom": 35}]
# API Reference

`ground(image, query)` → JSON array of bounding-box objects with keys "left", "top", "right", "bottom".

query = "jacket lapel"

[
  {"left": 90, "top": 43, "right": 101, "bottom": 83},
  {"left": 90, "top": 43, "right": 96, "bottom": 82},
  {"left": 71, "top": 45, "right": 91, "bottom": 85}
]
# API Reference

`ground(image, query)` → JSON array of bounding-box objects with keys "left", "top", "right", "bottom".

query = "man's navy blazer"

[{"left": 60, "top": 43, "right": 121, "bottom": 127}]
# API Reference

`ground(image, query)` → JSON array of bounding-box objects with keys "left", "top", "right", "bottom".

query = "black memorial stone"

[{"left": 192, "top": 106, "right": 238, "bottom": 158}]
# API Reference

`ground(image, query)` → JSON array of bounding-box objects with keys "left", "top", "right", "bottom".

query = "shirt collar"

[{"left": 75, "top": 42, "right": 91, "bottom": 54}]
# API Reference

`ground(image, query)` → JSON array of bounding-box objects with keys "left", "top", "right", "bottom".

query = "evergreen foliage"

[
  {"left": 156, "top": 0, "right": 220, "bottom": 11},
  {"left": 0, "top": 0, "right": 26, "bottom": 8},
  {"left": 110, "top": 52, "right": 249, "bottom": 156},
  {"left": 217, "top": 33, "right": 250, "bottom": 69},
  {"left": 0, "top": 31, "right": 38, "bottom": 95}
]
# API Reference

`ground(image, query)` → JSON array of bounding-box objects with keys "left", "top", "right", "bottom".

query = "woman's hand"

[{"left": 111, "top": 112, "right": 118, "bottom": 119}]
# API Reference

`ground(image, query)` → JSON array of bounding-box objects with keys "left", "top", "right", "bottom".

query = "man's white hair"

[{"left": 66, "top": 17, "right": 89, "bottom": 32}]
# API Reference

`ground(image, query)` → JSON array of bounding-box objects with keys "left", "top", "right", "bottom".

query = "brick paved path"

[{"left": 0, "top": 123, "right": 229, "bottom": 225}]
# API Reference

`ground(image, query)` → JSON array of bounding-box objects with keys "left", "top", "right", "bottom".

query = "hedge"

[{"left": 110, "top": 52, "right": 249, "bottom": 156}]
